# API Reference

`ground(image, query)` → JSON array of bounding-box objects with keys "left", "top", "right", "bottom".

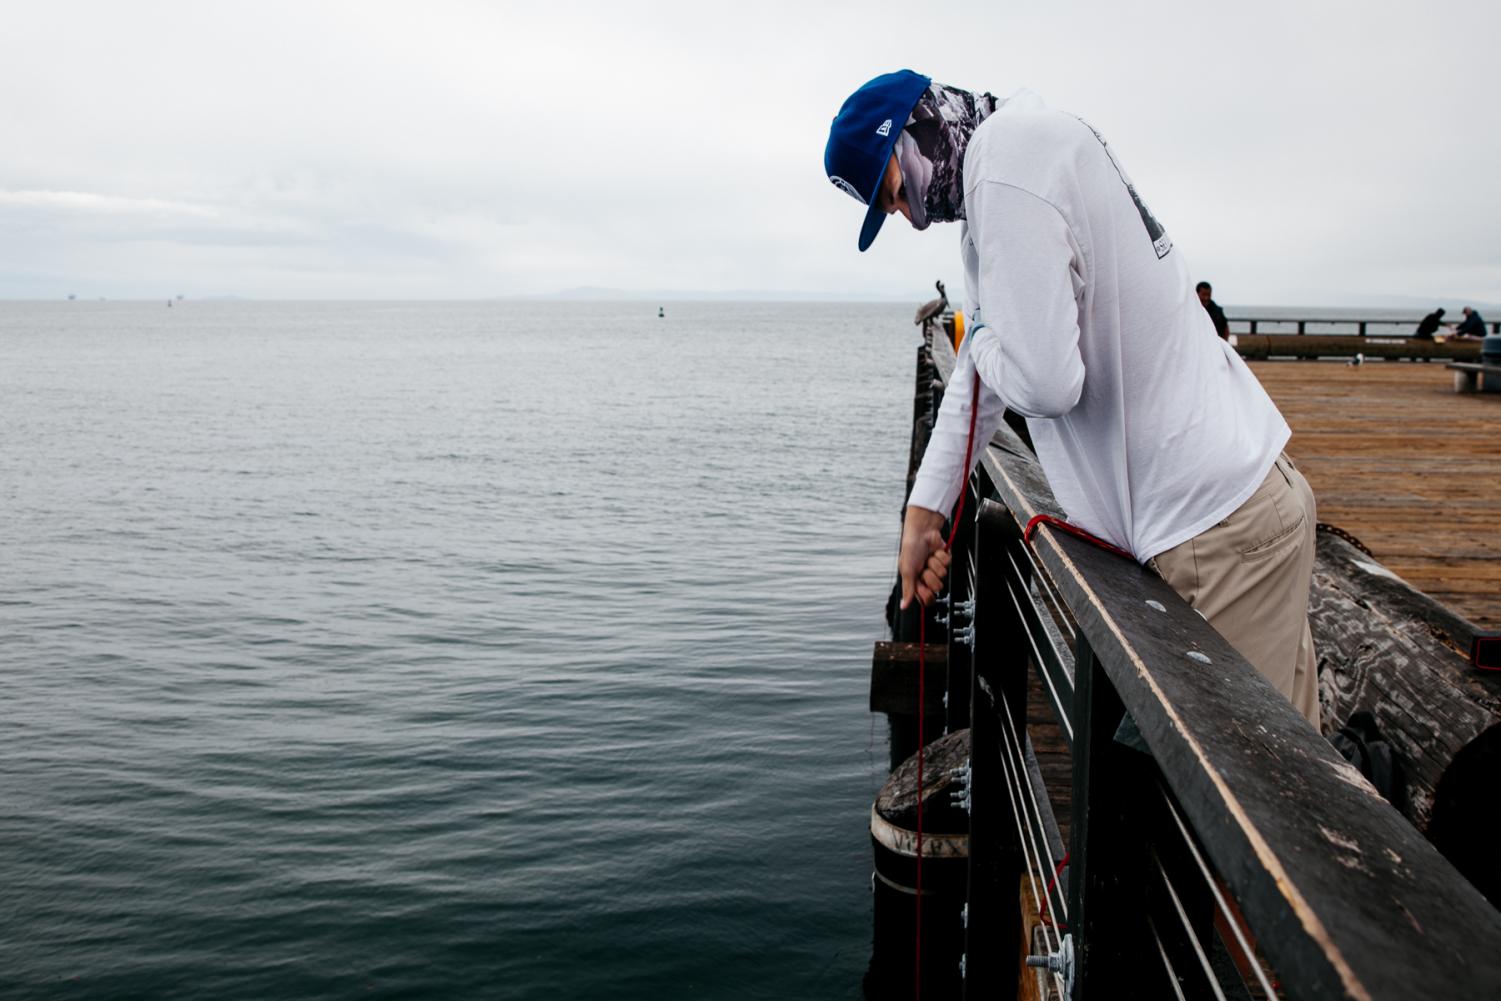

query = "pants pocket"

[
  {"left": 1239, "top": 511, "right": 1305, "bottom": 562},
  {"left": 1224, "top": 460, "right": 1307, "bottom": 563},
  {"left": 1240, "top": 485, "right": 1306, "bottom": 562}
]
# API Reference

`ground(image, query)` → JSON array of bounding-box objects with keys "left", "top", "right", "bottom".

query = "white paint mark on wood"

[
  {"left": 1327, "top": 757, "right": 1381, "bottom": 797},
  {"left": 1352, "top": 558, "right": 1401, "bottom": 582},
  {"left": 1320, "top": 825, "right": 1363, "bottom": 854}
]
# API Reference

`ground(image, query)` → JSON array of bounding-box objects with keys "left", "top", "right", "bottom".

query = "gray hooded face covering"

[{"left": 893, "top": 81, "right": 1000, "bottom": 230}]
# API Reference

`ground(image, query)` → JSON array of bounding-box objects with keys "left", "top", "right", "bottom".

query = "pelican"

[{"left": 914, "top": 280, "right": 948, "bottom": 325}]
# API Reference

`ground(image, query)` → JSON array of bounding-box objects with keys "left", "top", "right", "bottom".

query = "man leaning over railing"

[{"left": 823, "top": 70, "right": 1320, "bottom": 727}]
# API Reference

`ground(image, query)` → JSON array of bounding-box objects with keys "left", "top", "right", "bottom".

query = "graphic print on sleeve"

[{"left": 1076, "top": 118, "right": 1173, "bottom": 260}]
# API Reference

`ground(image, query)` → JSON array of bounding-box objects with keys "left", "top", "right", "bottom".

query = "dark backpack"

[{"left": 1330, "top": 711, "right": 1407, "bottom": 813}]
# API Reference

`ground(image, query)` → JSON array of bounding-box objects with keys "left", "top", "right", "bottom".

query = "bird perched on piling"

[{"left": 914, "top": 280, "right": 948, "bottom": 325}]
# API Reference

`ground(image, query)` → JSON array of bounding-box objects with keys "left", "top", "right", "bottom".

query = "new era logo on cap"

[{"left": 876, "top": 119, "right": 892, "bottom": 136}]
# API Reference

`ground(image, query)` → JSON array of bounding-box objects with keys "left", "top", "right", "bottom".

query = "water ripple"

[{"left": 1, "top": 300, "right": 914, "bottom": 1000}]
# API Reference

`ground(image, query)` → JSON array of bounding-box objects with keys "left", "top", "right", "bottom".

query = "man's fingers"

[
  {"left": 920, "top": 567, "right": 945, "bottom": 595},
  {"left": 900, "top": 522, "right": 955, "bottom": 610}
]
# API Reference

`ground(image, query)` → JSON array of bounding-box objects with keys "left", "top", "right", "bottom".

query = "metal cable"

[
  {"left": 984, "top": 577, "right": 1069, "bottom": 885},
  {"left": 1006, "top": 543, "right": 1076, "bottom": 642},
  {"left": 1148, "top": 914, "right": 1191, "bottom": 1001},
  {"left": 1032, "top": 567, "right": 1078, "bottom": 649},
  {"left": 1001, "top": 573, "right": 1074, "bottom": 744},
  {"left": 1018, "top": 536, "right": 1078, "bottom": 641},
  {"left": 993, "top": 683, "right": 1069, "bottom": 924},
  {"left": 994, "top": 752, "right": 1066, "bottom": 1001},
  {"left": 1155, "top": 782, "right": 1279, "bottom": 1000},
  {"left": 1151, "top": 846, "right": 1229, "bottom": 1001},
  {"left": 989, "top": 698, "right": 1068, "bottom": 999},
  {"left": 1026, "top": 573, "right": 1077, "bottom": 678},
  {"left": 991, "top": 714, "right": 1058, "bottom": 939}
]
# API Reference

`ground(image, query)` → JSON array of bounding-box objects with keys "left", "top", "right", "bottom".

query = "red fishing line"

[
  {"left": 1024, "top": 514, "right": 1134, "bottom": 561},
  {"left": 909, "top": 359, "right": 1133, "bottom": 998},
  {"left": 913, "top": 371, "right": 981, "bottom": 1000}
]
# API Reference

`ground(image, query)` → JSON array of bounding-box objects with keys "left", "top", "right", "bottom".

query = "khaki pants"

[{"left": 1148, "top": 453, "right": 1320, "bottom": 727}]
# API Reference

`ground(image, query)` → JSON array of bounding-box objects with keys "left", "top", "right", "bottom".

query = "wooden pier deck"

[{"left": 1249, "top": 359, "right": 1501, "bottom": 630}]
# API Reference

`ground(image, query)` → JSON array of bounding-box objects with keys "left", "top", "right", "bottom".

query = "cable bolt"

[
  {"left": 1025, "top": 934, "right": 1075, "bottom": 994},
  {"left": 950, "top": 759, "right": 972, "bottom": 814}
]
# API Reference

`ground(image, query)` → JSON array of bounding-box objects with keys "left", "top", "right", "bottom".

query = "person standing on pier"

[
  {"left": 824, "top": 70, "right": 1320, "bottom": 726},
  {"left": 1197, "top": 281, "right": 1231, "bottom": 339}
]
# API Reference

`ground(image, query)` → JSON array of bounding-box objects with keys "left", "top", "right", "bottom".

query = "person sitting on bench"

[{"left": 1453, "top": 307, "right": 1487, "bottom": 340}]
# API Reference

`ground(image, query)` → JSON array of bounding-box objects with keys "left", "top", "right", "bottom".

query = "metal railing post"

[
  {"left": 944, "top": 486, "right": 977, "bottom": 734},
  {"left": 962, "top": 500, "right": 1027, "bottom": 999},
  {"left": 1068, "top": 639, "right": 1155, "bottom": 999}
]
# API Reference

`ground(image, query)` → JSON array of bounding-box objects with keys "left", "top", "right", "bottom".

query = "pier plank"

[{"left": 1249, "top": 360, "right": 1501, "bottom": 629}]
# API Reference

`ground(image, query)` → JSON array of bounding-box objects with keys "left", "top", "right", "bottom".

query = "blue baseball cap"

[{"left": 824, "top": 69, "right": 931, "bottom": 252}]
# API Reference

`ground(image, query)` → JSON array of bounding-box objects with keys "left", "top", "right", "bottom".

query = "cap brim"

[
  {"left": 858, "top": 198, "right": 887, "bottom": 252},
  {"left": 856, "top": 119, "right": 906, "bottom": 253}
]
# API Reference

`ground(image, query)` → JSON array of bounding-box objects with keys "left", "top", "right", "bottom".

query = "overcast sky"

[{"left": 3, "top": 1, "right": 1497, "bottom": 304}]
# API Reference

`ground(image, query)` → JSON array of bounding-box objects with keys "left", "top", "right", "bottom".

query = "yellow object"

[{"left": 952, "top": 310, "right": 966, "bottom": 350}]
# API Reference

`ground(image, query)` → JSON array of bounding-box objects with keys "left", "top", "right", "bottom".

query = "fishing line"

[
  {"left": 905, "top": 324, "right": 1143, "bottom": 998},
  {"left": 913, "top": 369, "right": 981, "bottom": 999}
]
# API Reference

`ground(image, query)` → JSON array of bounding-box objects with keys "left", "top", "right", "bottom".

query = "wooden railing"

[
  {"left": 1228, "top": 315, "right": 1500, "bottom": 336},
  {"left": 914, "top": 320, "right": 1501, "bottom": 1000}
]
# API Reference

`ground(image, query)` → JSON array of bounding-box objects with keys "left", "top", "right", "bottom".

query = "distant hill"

[
  {"left": 1232, "top": 293, "right": 1501, "bottom": 313},
  {"left": 531, "top": 286, "right": 920, "bottom": 303},
  {"left": 528, "top": 288, "right": 1501, "bottom": 309}
]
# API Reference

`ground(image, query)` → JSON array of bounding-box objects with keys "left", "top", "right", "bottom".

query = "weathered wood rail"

[
  {"left": 871, "top": 317, "right": 1501, "bottom": 1000},
  {"left": 1229, "top": 315, "right": 1501, "bottom": 337},
  {"left": 1234, "top": 333, "right": 1479, "bottom": 362}
]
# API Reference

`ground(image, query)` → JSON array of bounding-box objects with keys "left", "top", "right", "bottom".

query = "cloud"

[
  {"left": 1, "top": 0, "right": 1497, "bottom": 302},
  {"left": 0, "top": 188, "right": 310, "bottom": 246}
]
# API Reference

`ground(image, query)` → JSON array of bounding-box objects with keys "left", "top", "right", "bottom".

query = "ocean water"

[{"left": 0, "top": 301, "right": 919, "bottom": 1000}]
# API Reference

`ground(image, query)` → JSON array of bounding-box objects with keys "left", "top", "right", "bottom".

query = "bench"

[{"left": 1447, "top": 361, "right": 1501, "bottom": 393}]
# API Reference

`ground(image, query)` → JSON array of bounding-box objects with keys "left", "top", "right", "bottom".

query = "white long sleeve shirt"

[{"left": 907, "top": 95, "right": 1290, "bottom": 562}]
